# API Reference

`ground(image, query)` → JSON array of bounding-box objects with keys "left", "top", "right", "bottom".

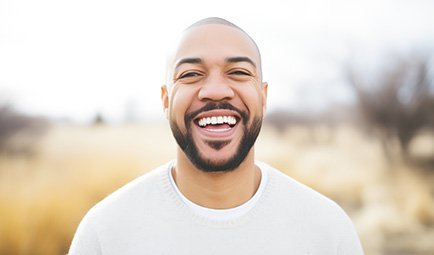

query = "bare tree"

[{"left": 345, "top": 53, "right": 434, "bottom": 163}]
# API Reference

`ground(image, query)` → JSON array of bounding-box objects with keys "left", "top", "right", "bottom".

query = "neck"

[{"left": 173, "top": 149, "right": 261, "bottom": 209}]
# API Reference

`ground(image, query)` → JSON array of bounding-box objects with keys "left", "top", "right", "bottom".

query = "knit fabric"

[
  {"left": 69, "top": 161, "right": 364, "bottom": 255},
  {"left": 168, "top": 161, "right": 268, "bottom": 221}
]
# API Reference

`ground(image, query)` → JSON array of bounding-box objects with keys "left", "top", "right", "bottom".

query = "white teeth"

[
  {"left": 229, "top": 116, "right": 236, "bottom": 125},
  {"left": 198, "top": 119, "right": 205, "bottom": 126},
  {"left": 197, "top": 115, "right": 237, "bottom": 127}
]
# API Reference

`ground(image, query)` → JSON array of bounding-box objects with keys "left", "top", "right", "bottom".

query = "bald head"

[
  {"left": 186, "top": 17, "right": 245, "bottom": 31},
  {"left": 165, "top": 17, "right": 263, "bottom": 87},
  {"left": 186, "top": 17, "right": 261, "bottom": 56}
]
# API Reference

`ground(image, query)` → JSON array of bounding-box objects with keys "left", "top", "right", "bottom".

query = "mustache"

[{"left": 185, "top": 102, "right": 248, "bottom": 125}]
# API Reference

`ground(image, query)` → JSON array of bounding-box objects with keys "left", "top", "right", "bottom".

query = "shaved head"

[
  {"left": 165, "top": 17, "right": 263, "bottom": 87},
  {"left": 186, "top": 17, "right": 246, "bottom": 32},
  {"left": 186, "top": 17, "right": 261, "bottom": 58}
]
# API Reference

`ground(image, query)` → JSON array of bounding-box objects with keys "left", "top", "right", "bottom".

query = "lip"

[
  {"left": 194, "top": 109, "right": 241, "bottom": 122},
  {"left": 192, "top": 109, "right": 241, "bottom": 139}
]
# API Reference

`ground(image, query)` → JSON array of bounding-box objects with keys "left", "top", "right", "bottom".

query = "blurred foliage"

[
  {"left": 0, "top": 103, "right": 49, "bottom": 157},
  {"left": 266, "top": 51, "right": 434, "bottom": 168},
  {"left": 346, "top": 53, "right": 434, "bottom": 166},
  {"left": 92, "top": 112, "right": 106, "bottom": 126}
]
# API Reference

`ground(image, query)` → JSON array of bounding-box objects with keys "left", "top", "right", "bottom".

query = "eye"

[
  {"left": 228, "top": 69, "right": 252, "bottom": 76},
  {"left": 179, "top": 71, "right": 203, "bottom": 79}
]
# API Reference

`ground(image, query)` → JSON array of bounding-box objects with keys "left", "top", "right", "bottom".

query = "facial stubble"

[{"left": 170, "top": 103, "right": 262, "bottom": 173}]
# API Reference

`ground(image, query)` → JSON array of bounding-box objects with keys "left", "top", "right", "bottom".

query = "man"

[{"left": 69, "top": 17, "right": 364, "bottom": 254}]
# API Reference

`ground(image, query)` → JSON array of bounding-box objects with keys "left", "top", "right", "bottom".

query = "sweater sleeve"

[{"left": 68, "top": 212, "right": 102, "bottom": 255}]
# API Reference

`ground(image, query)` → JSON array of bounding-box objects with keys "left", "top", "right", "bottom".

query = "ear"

[
  {"left": 161, "top": 85, "right": 169, "bottom": 119},
  {"left": 261, "top": 82, "right": 268, "bottom": 113}
]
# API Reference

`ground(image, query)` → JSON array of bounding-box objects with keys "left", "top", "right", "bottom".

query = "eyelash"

[
  {"left": 176, "top": 69, "right": 252, "bottom": 82},
  {"left": 178, "top": 71, "right": 203, "bottom": 79},
  {"left": 228, "top": 70, "right": 251, "bottom": 76}
]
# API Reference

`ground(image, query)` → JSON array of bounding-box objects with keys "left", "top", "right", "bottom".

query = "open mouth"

[
  {"left": 196, "top": 115, "right": 238, "bottom": 131},
  {"left": 189, "top": 108, "right": 245, "bottom": 150},
  {"left": 193, "top": 110, "right": 241, "bottom": 135},
  {"left": 185, "top": 102, "right": 245, "bottom": 135}
]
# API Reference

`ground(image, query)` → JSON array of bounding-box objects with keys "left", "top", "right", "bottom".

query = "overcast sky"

[{"left": 1, "top": 0, "right": 433, "bottom": 123}]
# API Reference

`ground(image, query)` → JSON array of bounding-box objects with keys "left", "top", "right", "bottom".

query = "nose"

[{"left": 197, "top": 73, "right": 235, "bottom": 101}]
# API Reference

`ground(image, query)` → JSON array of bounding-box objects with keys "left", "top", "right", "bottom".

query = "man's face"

[{"left": 162, "top": 24, "right": 267, "bottom": 172}]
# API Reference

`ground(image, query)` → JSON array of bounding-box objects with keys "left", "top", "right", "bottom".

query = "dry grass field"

[{"left": 0, "top": 123, "right": 433, "bottom": 255}]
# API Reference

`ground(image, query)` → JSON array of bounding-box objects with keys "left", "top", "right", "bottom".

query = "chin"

[{"left": 170, "top": 112, "right": 263, "bottom": 173}]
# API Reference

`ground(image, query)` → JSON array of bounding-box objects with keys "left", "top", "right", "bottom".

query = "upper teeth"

[{"left": 198, "top": 116, "right": 237, "bottom": 127}]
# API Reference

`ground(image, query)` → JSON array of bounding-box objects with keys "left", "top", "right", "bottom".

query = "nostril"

[{"left": 198, "top": 85, "right": 235, "bottom": 101}]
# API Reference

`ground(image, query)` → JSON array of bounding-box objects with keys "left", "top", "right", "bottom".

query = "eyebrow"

[
  {"left": 175, "top": 58, "right": 202, "bottom": 69},
  {"left": 174, "top": 56, "right": 257, "bottom": 70},
  {"left": 226, "top": 56, "right": 256, "bottom": 68}
]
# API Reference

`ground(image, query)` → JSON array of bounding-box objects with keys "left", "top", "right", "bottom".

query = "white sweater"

[{"left": 69, "top": 161, "right": 364, "bottom": 254}]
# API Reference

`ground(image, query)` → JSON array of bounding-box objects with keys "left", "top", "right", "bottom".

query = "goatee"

[{"left": 170, "top": 102, "right": 262, "bottom": 172}]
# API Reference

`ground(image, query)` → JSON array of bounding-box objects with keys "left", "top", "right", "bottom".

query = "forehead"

[{"left": 172, "top": 24, "right": 260, "bottom": 68}]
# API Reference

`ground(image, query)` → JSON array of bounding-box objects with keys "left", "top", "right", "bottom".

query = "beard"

[{"left": 170, "top": 102, "right": 263, "bottom": 173}]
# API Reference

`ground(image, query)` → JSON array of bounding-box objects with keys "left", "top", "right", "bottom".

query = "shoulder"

[
  {"left": 257, "top": 161, "right": 352, "bottom": 220},
  {"left": 255, "top": 161, "right": 363, "bottom": 253},
  {"left": 81, "top": 162, "right": 172, "bottom": 225},
  {"left": 69, "top": 162, "right": 176, "bottom": 254}
]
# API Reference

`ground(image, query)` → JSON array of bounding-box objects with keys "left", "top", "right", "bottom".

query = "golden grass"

[{"left": 0, "top": 123, "right": 433, "bottom": 255}]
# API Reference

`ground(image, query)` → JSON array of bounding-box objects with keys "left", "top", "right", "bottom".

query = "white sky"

[{"left": 1, "top": 0, "right": 433, "bottom": 123}]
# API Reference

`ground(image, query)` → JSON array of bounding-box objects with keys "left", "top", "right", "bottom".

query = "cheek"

[
  {"left": 236, "top": 86, "right": 264, "bottom": 114},
  {"left": 169, "top": 87, "right": 196, "bottom": 128}
]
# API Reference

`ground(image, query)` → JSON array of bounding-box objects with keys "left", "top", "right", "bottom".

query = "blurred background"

[{"left": 1, "top": 0, "right": 434, "bottom": 254}]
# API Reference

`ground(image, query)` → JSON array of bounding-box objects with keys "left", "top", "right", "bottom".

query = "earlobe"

[{"left": 161, "top": 85, "right": 169, "bottom": 119}]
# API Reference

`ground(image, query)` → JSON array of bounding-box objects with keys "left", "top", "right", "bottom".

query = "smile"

[
  {"left": 192, "top": 109, "right": 242, "bottom": 137},
  {"left": 195, "top": 115, "right": 238, "bottom": 133},
  {"left": 197, "top": 116, "right": 237, "bottom": 127}
]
